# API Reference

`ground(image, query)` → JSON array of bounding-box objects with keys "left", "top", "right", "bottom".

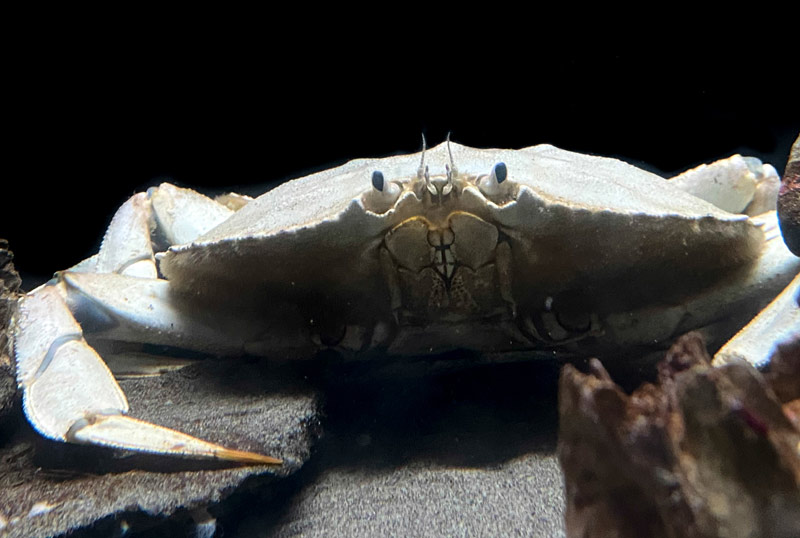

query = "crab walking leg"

[
  {"left": 95, "top": 183, "right": 241, "bottom": 277},
  {"left": 75, "top": 184, "right": 267, "bottom": 357},
  {"left": 669, "top": 154, "right": 780, "bottom": 216},
  {"left": 713, "top": 272, "right": 800, "bottom": 368},
  {"left": 14, "top": 187, "right": 282, "bottom": 464},
  {"left": 62, "top": 272, "right": 254, "bottom": 355},
  {"left": 15, "top": 286, "right": 127, "bottom": 441},
  {"left": 58, "top": 270, "right": 315, "bottom": 357},
  {"left": 14, "top": 284, "right": 281, "bottom": 464},
  {"left": 95, "top": 192, "right": 158, "bottom": 278},
  {"left": 60, "top": 184, "right": 239, "bottom": 277},
  {"left": 148, "top": 182, "right": 235, "bottom": 246}
]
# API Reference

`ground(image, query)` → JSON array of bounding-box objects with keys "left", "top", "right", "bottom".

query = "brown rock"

[
  {"left": 558, "top": 333, "right": 800, "bottom": 538},
  {"left": 764, "top": 336, "right": 800, "bottom": 431},
  {"left": 778, "top": 134, "right": 800, "bottom": 255},
  {"left": 0, "top": 358, "right": 321, "bottom": 537},
  {"left": 0, "top": 239, "right": 21, "bottom": 421}
]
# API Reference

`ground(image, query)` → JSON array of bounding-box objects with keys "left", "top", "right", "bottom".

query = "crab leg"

[
  {"left": 15, "top": 285, "right": 279, "bottom": 464},
  {"left": 666, "top": 154, "right": 799, "bottom": 365},
  {"left": 95, "top": 192, "right": 159, "bottom": 278},
  {"left": 61, "top": 272, "right": 255, "bottom": 355},
  {"left": 13, "top": 188, "right": 281, "bottom": 464},
  {"left": 669, "top": 154, "right": 780, "bottom": 216},
  {"left": 713, "top": 272, "right": 800, "bottom": 368},
  {"left": 148, "top": 182, "right": 236, "bottom": 246}
]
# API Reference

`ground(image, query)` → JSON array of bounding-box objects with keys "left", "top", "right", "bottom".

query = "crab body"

[{"left": 12, "top": 141, "right": 800, "bottom": 463}]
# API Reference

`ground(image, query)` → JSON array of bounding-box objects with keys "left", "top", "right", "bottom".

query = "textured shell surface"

[{"left": 160, "top": 142, "right": 758, "bottom": 300}]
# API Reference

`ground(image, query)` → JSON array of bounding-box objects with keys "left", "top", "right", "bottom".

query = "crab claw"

[{"left": 14, "top": 284, "right": 281, "bottom": 465}]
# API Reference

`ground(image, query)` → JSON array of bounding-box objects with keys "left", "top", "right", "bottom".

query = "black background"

[{"left": 5, "top": 36, "right": 798, "bottom": 289}]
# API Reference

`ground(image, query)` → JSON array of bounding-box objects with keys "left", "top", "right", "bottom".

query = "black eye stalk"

[
  {"left": 372, "top": 170, "right": 385, "bottom": 192},
  {"left": 494, "top": 162, "right": 507, "bottom": 183},
  {"left": 366, "top": 169, "right": 401, "bottom": 213},
  {"left": 478, "top": 162, "right": 509, "bottom": 197},
  {"left": 370, "top": 169, "right": 400, "bottom": 198}
]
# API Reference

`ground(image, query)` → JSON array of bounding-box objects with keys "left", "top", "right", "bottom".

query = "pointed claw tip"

[
  {"left": 216, "top": 447, "right": 283, "bottom": 466},
  {"left": 69, "top": 415, "right": 283, "bottom": 466}
]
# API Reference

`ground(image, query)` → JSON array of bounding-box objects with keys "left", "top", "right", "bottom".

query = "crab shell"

[{"left": 157, "top": 142, "right": 765, "bottom": 357}]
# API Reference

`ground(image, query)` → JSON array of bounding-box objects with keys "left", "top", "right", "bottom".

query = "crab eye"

[
  {"left": 371, "top": 170, "right": 401, "bottom": 197},
  {"left": 364, "top": 170, "right": 401, "bottom": 213},
  {"left": 478, "top": 162, "right": 509, "bottom": 197},
  {"left": 372, "top": 171, "right": 385, "bottom": 192},
  {"left": 494, "top": 162, "right": 507, "bottom": 183}
]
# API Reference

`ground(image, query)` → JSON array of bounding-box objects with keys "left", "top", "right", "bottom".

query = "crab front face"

[
  {"left": 365, "top": 163, "right": 515, "bottom": 327},
  {"left": 384, "top": 211, "right": 507, "bottom": 322}
]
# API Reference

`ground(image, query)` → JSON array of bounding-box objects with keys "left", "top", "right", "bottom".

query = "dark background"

[{"left": 5, "top": 43, "right": 798, "bottom": 289}]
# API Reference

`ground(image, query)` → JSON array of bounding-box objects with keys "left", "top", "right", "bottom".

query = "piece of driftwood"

[
  {"left": 778, "top": 134, "right": 800, "bottom": 255},
  {"left": 558, "top": 332, "right": 800, "bottom": 538},
  {"left": 0, "top": 239, "right": 21, "bottom": 421}
]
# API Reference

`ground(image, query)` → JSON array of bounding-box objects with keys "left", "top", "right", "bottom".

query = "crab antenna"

[
  {"left": 417, "top": 133, "right": 427, "bottom": 178},
  {"left": 446, "top": 132, "right": 457, "bottom": 180}
]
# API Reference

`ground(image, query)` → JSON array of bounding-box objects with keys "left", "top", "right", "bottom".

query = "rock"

[
  {"left": 558, "top": 333, "right": 800, "bottom": 538},
  {"left": 0, "top": 239, "right": 21, "bottom": 422},
  {"left": 778, "top": 134, "right": 800, "bottom": 255},
  {"left": 0, "top": 357, "right": 321, "bottom": 538},
  {"left": 763, "top": 335, "right": 800, "bottom": 431}
]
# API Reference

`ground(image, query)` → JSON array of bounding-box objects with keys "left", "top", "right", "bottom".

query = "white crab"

[{"left": 12, "top": 141, "right": 800, "bottom": 464}]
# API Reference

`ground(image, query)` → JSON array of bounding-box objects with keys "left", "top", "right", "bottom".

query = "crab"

[{"left": 11, "top": 139, "right": 800, "bottom": 465}]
